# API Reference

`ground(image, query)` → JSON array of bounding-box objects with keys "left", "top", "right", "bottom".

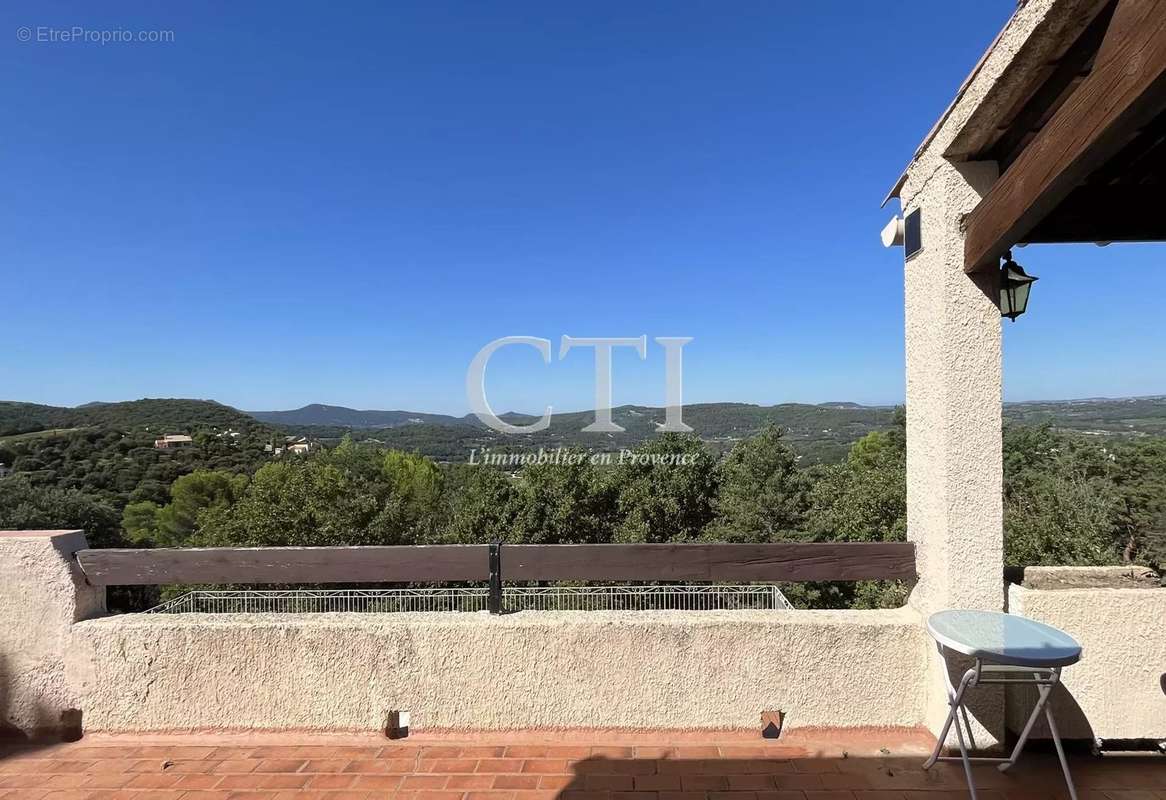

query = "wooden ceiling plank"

[
  {"left": 964, "top": 0, "right": 1166, "bottom": 272},
  {"left": 985, "top": 2, "right": 1115, "bottom": 168},
  {"left": 1021, "top": 185, "right": 1163, "bottom": 241}
]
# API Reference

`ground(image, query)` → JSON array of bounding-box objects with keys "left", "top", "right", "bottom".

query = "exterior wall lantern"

[{"left": 1000, "top": 251, "right": 1038, "bottom": 321}]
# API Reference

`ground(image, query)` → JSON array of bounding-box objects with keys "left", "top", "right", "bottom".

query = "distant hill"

[
  {"left": 0, "top": 398, "right": 264, "bottom": 438},
  {"left": 4, "top": 395, "right": 1164, "bottom": 465},
  {"left": 257, "top": 402, "right": 898, "bottom": 464},
  {"left": 1005, "top": 395, "right": 1166, "bottom": 437},
  {"left": 251, "top": 396, "right": 1166, "bottom": 464},
  {"left": 250, "top": 404, "right": 464, "bottom": 428}
]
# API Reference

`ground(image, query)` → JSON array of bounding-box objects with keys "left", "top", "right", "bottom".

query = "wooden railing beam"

[{"left": 75, "top": 542, "right": 916, "bottom": 587}]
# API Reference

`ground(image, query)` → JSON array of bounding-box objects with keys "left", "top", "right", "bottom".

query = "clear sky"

[{"left": 2, "top": 1, "right": 1163, "bottom": 415}]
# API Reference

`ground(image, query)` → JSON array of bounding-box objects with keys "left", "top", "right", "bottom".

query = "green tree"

[
  {"left": 445, "top": 464, "right": 520, "bottom": 544},
  {"left": 122, "top": 469, "right": 248, "bottom": 547},
  {"left": 709, "top": 425, "right": 807, "bottom": 541},
  {"left": 375, "top": 450, "right": 447, "bottom": 543},
  {"left": 510, "top": 456, "right": 617, "bottom": 544},
  {"left": 805, "top": 429, "right": 907, "bottom": 544},
  {"left": 1002, "top": 425, "right": 1122, "bottom": 567},
  {"left": 613, "top": 434, "right": 718, "bottom": 543},
  {"left": 0, "top": 476, "right": 121, "bottom": 548},
  {"left": 195, "top": 460, "right": 386, "bottom": 547}
]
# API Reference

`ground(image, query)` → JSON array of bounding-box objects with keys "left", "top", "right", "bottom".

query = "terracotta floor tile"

[
  {"left": 772, "top": 775, "right": 826, "bottom": 791},
  {"left": 410, "top": 791, "right": 464, "bottom": 800},
  {"left": 682, "top": 775, "right": 731, "bottom": 791},
  {"left": 80, "top": 773, "right": 135, "bottom": 789},
  {"left": 258, "top": 773, "right": 310, "bottom": 789},
  {"left": 418, "top": 758, "right": 478, "bottom": 774},
  {"left": 40, "top": 776, "right": 86, "bottom": 790},
  {"left": 5, "top": 731, "right": 1155, "bottom": 800},
  {"left": 211, "top": 761, "right": 261, "bottom": 775},
  {"left": 539, "top": 775, "right": 576, "bottom": 790},
  {"left": 447, "top": 774, "right": 497, "bottom": 790},
  {"left": 585, "top": 774, "right": 637, "bottom": 791},
  {"left": 578, "top": 760, "right": 658, "bottom": 776},
  {"left": 797, "top": 762, "right": 843, "bottom": 774},
  {"left": 303, "top": 773, "right": 357, "bottom": 790},
  {"left": 464, "top": 791, "right": 517, "bottom": 800},
  {"left": 298, "top": 760, "right": 351, "bottom": 774},
  {"left": 45, "top": 762, "right": 97, "bottom": 775},
  {"left": 804, "top": 791, "right": 857, "bottom": 800},
  {"left": 521, "top": 760, "right": 572, "bottom": 775},
  {"left": 0, "top": 778, "right": 45, "bottom": 791},
  {"left": 659, "top": 760, "right": 720, "bottom": 776},
  {"left": 730, "top": 776, "right": 780, "bottom": 790},
  {"left": 636, "top": 775, "right": 685, "bottom": 791},
  {"left": 206, "top": 748, "right": 256, "bottom": 761},
  {"left": 175, "top": 773, "right": 226, "bottom": 790},
  {"left": 511, "top": 791, "right": 563, "bottom": 800},
  {"left": 476, "top": 761, "right": 527, "bottom": 774},
  {"left": 672, "top": 748, "right": 723, "bottom": 759},
  {"left": 250, "top": 760, "right": 306, "bottom": 774},
  {"left": 401, "top": 774, "right": 450, "bottom": 790},
  {"left": 340, "top": 760, "right": 398, "bottom": 775},
  {"left": 853, "top": 791, "right": 910, "bottom": 800},
  {"left": 215, "top": 774, "right": 271, "bottom": 791},
  {"left": 349, "top": 774, "right": 403, "bottom": 791}
]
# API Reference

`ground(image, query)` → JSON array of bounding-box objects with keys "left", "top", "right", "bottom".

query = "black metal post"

[{"left": 488, "top": 542, "right": 503, "bottom": 614}]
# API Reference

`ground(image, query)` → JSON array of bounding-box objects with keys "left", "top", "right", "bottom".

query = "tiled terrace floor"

[{"left": 1, "top": 732, "right": 1163, "bottom": 800}]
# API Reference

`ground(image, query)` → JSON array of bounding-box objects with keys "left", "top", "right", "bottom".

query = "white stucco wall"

[
  {"left": 891, "top": 0, "right": 1102, "bottom": 746},
  {"left": 1007, "top": 581, "right": 1166, "bottom": 741},
  {"left": 0, "top": 531, "right": 104, "bottom": 738},
  {"left": 72, "top": 607, "right": 928, "bottom": 734}
]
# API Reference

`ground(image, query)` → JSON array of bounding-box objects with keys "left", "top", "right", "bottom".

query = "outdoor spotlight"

[{"left": 1000, "top": 251, "right": 1038, "bottom": 321}]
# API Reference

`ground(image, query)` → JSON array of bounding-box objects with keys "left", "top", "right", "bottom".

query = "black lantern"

[{"left": 1000, "top": 251, "right": 1038, "bottom": 321}]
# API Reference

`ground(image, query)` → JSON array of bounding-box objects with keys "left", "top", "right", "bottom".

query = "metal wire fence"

[{"left": 145, "top": 584, "right": 795, "bottom": 614}]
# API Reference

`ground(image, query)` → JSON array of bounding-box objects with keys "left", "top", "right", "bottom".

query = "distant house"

[
  {"left": 154, "top": 434, "right": 194, "bottom": 450},
  {"left": 287, "top": 443, "right": 310, "bottom": 456}
]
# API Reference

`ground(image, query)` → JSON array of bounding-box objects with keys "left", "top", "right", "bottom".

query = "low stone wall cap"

[
  {"left": 1022, "top": 565, "right": 1161, "bottom": 589},
  {"left": 0, "top": 529, "right": 85, "bottom": 538}
]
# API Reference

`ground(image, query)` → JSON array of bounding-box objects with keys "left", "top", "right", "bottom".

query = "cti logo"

[{"left": 466, "top": 336, "right": 692, "bottom": 435}]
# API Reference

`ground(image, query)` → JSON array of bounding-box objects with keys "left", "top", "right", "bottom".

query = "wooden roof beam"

[{"left": 963, "top": 0, "right": 1166, "bottom": 272}]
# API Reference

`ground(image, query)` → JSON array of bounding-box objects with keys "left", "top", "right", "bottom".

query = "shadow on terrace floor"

[{"left": 0, "top": 734, "right": 1163, "bottom": 800}]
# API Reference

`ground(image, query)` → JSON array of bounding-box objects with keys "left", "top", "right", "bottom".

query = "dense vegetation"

[
  {"left": 258, "top": 397, "right": 1166, "bottom": 466},
  {"left": 2, "top": 398, "right": 1163, "bottom": 611}
]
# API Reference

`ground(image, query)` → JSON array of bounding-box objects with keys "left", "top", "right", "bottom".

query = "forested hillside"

[
  {"left": 260, "top": 397, "right": 1166, "bottom": 464},
  {"left": 0, "top": 398, "right": 264, "bottom": 438},
  {"left": 2, "top": 397, "right": 1163, "bottom": 612},
  {"left": 253, "top": 402, "right": 894, "bottom": 463}
]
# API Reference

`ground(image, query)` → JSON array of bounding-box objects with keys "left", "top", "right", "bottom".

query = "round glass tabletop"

[{"left": 927, "top": 609, "right": 1082, "bottom": 667}]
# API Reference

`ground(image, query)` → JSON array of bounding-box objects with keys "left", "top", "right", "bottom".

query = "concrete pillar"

[
  {"left": 0, "top": 530, "right": 104, "bottom": 739},
  {"left": 899, "top": 161, "right": 1005, "bottom": 745}
]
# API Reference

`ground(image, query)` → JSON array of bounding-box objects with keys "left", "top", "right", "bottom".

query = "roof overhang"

[{"left": 886, "top": 0, "right": 1166, "bottom": 270}]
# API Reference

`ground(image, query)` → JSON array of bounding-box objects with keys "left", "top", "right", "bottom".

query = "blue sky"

[{"left": 2, "top": 1, "right": 1163, "bottom": 415}]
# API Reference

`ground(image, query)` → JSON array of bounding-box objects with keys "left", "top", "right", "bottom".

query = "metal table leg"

[{"left": 922, "top": 646, "right": 1078, "bottom": 800}]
